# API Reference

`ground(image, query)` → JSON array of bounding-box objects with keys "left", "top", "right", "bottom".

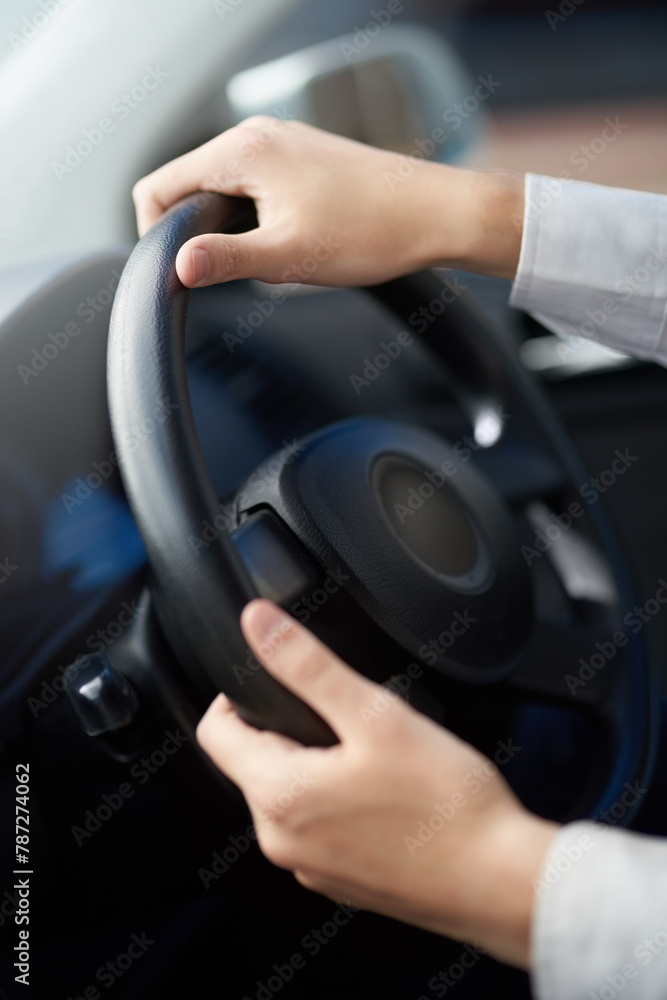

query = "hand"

[
  {"left": 196, "top": 599, "right": 559, "bottom": 969},
  {"left": 132, "top": 117, "right": 524, "bottom": 288}
]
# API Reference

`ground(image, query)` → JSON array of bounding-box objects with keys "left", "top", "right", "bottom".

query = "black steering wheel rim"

[
  {"left": 108, "top": 193, "right": 336, "bottom": 746},
  {"left": 107, "top": 191, "right": 660, "bottom": 822}
]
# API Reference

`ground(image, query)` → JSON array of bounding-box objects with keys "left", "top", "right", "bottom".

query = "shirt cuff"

[
  {"left": 531, "top": 819, "right": 667, "bottom": 1000},
  {"left": 510, "top": 174, "right": 667, "bottom": 365}
]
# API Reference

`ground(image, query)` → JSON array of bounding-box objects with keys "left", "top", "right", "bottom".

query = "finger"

[
  {"left": 240, "top": 599, "right": 380, "bottom": 741},
  {"left": 132, "top": 119, "right": 276, "bottom": 235},
  {"left": 132, "top": 138, "right": 240, "bottom": 236},
  {"left": 196, "top": 692, "right": 303, "bottom": 787},
  {"left": 175, "top": 228, "right": 279, "bottom": 287}
]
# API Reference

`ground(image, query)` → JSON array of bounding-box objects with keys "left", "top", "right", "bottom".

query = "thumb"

[
  {"left": 241, "top": 599, "right": 381, "bottom": 742},
  {"left": 175, "top": 229, "right": 276, "bottom": 287}
]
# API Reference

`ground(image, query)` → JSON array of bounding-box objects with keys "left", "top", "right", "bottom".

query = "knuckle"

[
  {"left": 295, "top": 869, "right": 317, "bottom": 890},
  {"left": 376, "top": 704, "right": 406, "bottom": 741},
  {"left": 364, "top": 694, "right": 409, "bottom": 744},
  {"left": 241, "top": 114, "right": 279, "bottom": 131},
  {"left": 257, "top": 829, "right": 296, "bottom": 870},
  {"left": 212, "top": 235, "right": 245, "bottom": 277},
  {"left": 195, "top": 710, "right": 217, "bottom": 749},
  {"left": 194, "top": 715, "right": 209, "bottom": 747},
  {"left": 288, "top": 643, "right": 332, "bottom": 686},
  {"left": 131, "top": 177, "right": 148, "bottom": 202},
  {"left": 194, "top": 695, "right": 224, "bottom": 747}
]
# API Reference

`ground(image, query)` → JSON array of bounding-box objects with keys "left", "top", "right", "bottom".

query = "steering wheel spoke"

[{"left": 508, "top": 617, "right": 616, "bottom": 708}]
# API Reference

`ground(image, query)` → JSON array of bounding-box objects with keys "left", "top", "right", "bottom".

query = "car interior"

[{"left": 1, "top": 1, "right": 666, "bottom": 997}]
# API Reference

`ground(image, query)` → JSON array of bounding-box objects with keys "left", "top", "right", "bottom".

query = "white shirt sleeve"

[
  {"left": 531, "top": 820, "right": 667, "bottom": 1000},
  {"left": 510, "top": 178, "right": 667, "bottom": 998},
  {"left": 509, "top": 174, "right": 667, "bottom": 365}
]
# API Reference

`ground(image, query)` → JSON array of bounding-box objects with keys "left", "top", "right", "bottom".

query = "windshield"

[
  {"left": 0, "top": 0, "right": 302, "bottom": 268},
  {"left": 1, "top": 0, "right": 665, "bottom": 269}
]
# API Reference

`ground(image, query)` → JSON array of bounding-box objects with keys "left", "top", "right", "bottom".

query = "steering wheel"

[{"left": 104, "top": 192, "right": 659, "bottom": 824}]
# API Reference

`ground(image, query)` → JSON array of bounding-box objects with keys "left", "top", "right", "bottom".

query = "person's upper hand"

[
  {"left": 197, "top": 598, "right": 558, "bottom": 970},
  {"left": 132, "top": 117, "right": 524, "bottom": 288}
]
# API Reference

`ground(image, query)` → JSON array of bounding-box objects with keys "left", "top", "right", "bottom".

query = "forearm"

[
  {"left": 373, "top": 158, "right": 525, "bottom": 281},
  {"left": 410, "top": 163, "right": 525, "bottom": 280}
]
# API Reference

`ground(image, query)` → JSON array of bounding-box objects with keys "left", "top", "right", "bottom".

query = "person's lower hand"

[
  {"left": 132, "top": 118, "right": 524, "bottom": 288},
  {"left": 196, "top": 599, "right": 558, "bottom": 970}
]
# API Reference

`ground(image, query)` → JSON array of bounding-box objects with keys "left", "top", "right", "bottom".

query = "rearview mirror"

[{"left": 226, "top": 24, "right": 487, "bottom": 163}]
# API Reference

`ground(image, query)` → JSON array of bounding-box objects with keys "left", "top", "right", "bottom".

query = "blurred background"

[
  {"left": 0, "top": 0, "right": 665, "bottom": 269},
  {"left": 1, "top": 6, "right": 666, "bottom": 998}
]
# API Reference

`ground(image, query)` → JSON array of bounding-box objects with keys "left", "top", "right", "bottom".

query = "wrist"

[
  {"left": 414, "top": 165, "right": 525, "bottom": 281},
  {"left": 465, "top": 809, "right": 560, "bottom": 969},
  {"left": 465, "top": 170, "right": 526, "bottom": 280}
]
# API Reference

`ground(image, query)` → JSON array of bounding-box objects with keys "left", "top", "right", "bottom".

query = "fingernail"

[
  {"left": 247, "top": 601, "right": 294, "bottom": 651},
  {"left": 191, "top": 246, "right": 209, "bottom": 285}
]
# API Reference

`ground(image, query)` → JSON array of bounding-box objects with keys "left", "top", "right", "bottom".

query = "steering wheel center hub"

[
  {"left": 237, "top": 417, "right": 533, "bottom": 684},
  {"left": 374, "top": 456, "right": 489, "bottom": 588}
]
